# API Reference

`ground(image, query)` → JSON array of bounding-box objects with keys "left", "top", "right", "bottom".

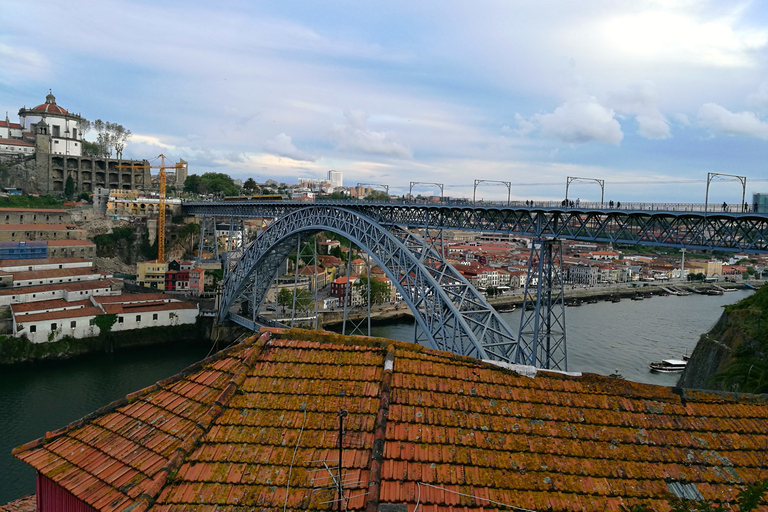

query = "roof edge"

[
  {"left": 12, "top": 331, "right": 265, "bottom": 458},
  {"left": 129, "top": 331, "right": 272, "bottom": 510}
]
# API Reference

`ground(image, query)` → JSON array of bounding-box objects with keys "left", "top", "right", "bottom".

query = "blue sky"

[{"left": 2, "top": 0, "right": 768, "bottom": 203}]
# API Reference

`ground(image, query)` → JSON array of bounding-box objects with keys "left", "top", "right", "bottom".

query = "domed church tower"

[{"left": 18, "top": 91, "right": 86, "bottom": 156}]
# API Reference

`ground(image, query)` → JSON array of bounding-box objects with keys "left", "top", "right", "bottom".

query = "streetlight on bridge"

[
  {"left": 565, "top": 177, "right": 605, "bottom": 207},
  {"left": 473, "top": 179, "right": 511, "bottom": 206},
  {"left": 409, "top": 181, "right": 444, "bottom": 201},
  {"left": 704, "top": 172, "right": 746, "bottom": 213}
]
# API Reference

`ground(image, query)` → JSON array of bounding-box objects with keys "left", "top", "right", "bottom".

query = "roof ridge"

[{"left": 125, "top": 331, "right": 272, "bottom": 512}]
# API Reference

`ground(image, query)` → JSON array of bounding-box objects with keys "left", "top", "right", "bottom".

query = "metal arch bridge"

[{"left": 184, "top": 200, "right": 768, "bottom": 368}]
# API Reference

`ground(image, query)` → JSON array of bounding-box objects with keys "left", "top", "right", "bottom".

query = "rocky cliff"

[{"left": 678, "top": 284, "right": 768, "bottom": 392}]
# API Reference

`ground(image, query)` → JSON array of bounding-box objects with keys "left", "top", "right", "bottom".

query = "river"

[{"left": 0, "top": 289, "right": 752, "bottom": 504}]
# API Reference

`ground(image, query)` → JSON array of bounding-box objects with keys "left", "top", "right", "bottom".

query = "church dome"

[{"left": 31, "top": 91, "right": 69, "bottom": 115}]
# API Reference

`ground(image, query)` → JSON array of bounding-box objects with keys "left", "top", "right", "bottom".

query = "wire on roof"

[{"left": 414, "top": 482, "right": 540, "bottom": 512}]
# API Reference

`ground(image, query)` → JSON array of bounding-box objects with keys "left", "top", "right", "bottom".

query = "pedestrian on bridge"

[
  {"left": 755, "top": 201, "right": 760, "bottom": 213},
  {"left": 722, "top": 201, "right": 728, "bottom": 212}
]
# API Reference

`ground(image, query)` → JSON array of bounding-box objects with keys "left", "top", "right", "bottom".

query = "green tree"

[
  {"left": 183, "top": 173, "right": 238, "bottom": 196},
  {"left": 277, "top": 287, "right": 314, "bottom": 311},
  {"left": 64, "top": 176, "right": 75, "bottom": 200},
  {"left": 243, "top": 178, "right": 257, "bottom": 192},
  {"left": 354, "top": 275, "right": 390, "bottom": 304},
  {"left": 184, "top": 174, "right": 202, "bottom": 194},
  {"left": 330, "top": 191, "right": 348, "bottom": 200},
  {"left": 82, "top": 141, "right": 101, "bottom": 157},
  {"left": 365, "top": 190, "right": 390, "bottom": 202}
]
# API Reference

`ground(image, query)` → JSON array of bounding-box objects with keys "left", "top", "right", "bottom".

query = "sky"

[{"left": 2, "top": 0, "right": 768, "bottom": 203}]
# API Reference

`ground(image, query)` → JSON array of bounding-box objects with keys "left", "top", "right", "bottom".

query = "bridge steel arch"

[{"left": 220, "top": 205, "right": 519, "bottom": 363}]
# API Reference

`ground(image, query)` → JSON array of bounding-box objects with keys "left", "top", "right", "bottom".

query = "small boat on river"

[{"left": 648, "top": 358, "right": 688, "bottom": 373}]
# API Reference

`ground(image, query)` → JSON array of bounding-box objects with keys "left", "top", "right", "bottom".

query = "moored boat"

[{"left": 648, "top": 358, "right": 688, "bottom": 373}]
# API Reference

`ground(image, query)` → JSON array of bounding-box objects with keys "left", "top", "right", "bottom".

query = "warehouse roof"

[{"left": 13, "top": 329, "right": 768, "bottom": 511}]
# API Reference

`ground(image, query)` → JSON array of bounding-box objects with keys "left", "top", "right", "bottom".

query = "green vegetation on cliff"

[
  {"left": 706, "top": 285, "right": 768, "bottom": 393},
  {"left": 0, "top": 194, "right": 65, "bottom": 209}
]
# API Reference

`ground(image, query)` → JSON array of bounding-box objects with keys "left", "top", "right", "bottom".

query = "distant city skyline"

[{"left": 2, "top": 1, "right": 768, "bottom": 203}]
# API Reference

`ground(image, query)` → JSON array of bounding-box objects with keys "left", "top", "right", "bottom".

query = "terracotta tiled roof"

[
  {"left": 102, "top": 302, "right": 197, "bottom": 315},
  {"left": 0, "top": 137, "right": 33, "bottom": 147},
  {"left": 0, "top": 279, "right": 115, "bottom": 296},
  {"left": 93, "top": 293, "right": 176, "bottom": 304},
  {"left": 16, "top": 305, "right": 104, "bottom": 323},
  {"left": 12, "top": 267, "right": 98, "bottom": 281},
  {"left": 46, "top": 240, "right": 96, "bottom": 246},
  {"left": 13, "top": 330, "right": 768, "bottom": 511},
  {"left": 0, "top": 257, "right": 91, "bottom": 267},
  {"left": 0, "top": 208, "right": 68, "bottom": 213},
  {"left": 12, "top": 299, "right": 92, "bottom": 314}
]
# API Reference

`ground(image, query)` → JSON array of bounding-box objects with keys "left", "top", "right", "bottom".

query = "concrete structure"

[
  {"left": 103, "top": 189, "right": 183, "bottom": 219},
  {"left": 0, "top": 208, "right": 70, "bottom": 224},
  {"left": 0, "top": 224, "right": 87, "bottom": 242},
  {"left": 46, "top": 240, "right": 96, "bottom": 259}
]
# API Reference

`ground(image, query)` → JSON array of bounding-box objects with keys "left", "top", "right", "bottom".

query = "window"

[
  {"left": 89, "top": 319, "right": 95, "bottom": 326},
  {"left": 30, "top": 325, "right": 36, "bottom": 333},
  {"left": 50, "top": 323, "right": 57, "bottom": 331},
  {"left": 70, "top": 321, "right": 76, "bottom": 329},
  {"left": 136, "top": 315, "right": 141, "bottom": 322},
  {"left": 52, "top": 126, "right": 60, "bottom": 137},
  {"left": 118, "top": 316, "right": 124, "bottom": 324},
  {"left": 152, "top": 313, "right": 158, "bottom": 321}
]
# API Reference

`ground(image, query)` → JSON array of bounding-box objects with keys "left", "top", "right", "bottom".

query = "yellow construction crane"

[{"left": 116, "top": 154, "right": 186, "bottom": 262}]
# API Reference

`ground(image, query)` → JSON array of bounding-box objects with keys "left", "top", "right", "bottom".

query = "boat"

[
  {"left": 587, "top": 297, "right": 599, "bottom": 304},
  {"left": 648, "top": 359, "right": 688, "bottom": 373},
  {"left": 567, "top": 300, "right": 582, "bottom": 307},
  {"left": 631, "top": 295, "right": 644, "bottom": 301},
  {"left": 611, "top": 296, "right": 621, "bottom": 303},
  {"left": 643, "top": 293, "right": 653, "bottom": 299}
]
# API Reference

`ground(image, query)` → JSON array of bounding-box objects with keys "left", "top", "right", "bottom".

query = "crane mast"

[
  {"left": 158, "top": 155, "right": 168, "bottom": 263},
  {"left": 116, "top": 154, "right": 185, "bottom": 263}
]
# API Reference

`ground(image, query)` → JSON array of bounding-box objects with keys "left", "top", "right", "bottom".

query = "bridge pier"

[{"left": 518, "top": 239, "right": 567, "bottom": 370}]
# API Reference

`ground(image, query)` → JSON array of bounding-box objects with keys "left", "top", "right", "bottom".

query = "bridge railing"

[{"left": 188, "top": 197, "right": 763, "bottom": 214}]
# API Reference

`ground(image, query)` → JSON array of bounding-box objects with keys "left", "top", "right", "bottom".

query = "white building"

[
  {"left": 328, "top": 170, "right": 343, "bottom": 188},
  {"left": 12, "top": 299, "right": 104, "bottom": 344},
  {"left": 18, "top": 92, "right": 87, "bottom": 157},
  {"left": 0, "top": 279, "right": 119, "bottom": 307}
]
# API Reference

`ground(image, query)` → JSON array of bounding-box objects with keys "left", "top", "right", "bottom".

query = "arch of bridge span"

[{"left": 219, "top": 205, "right": 520, "bottom": 363}]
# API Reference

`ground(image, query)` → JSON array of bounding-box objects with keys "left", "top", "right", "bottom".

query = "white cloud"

[
  {"left": 330, "top": 109, "right": 412, "bottom": 158},
  {"left": 0, "top": 43, "right": 49, "bottom": 84},
  {"left": 519, "top": 98, "right": 624, "bottom": 145},
  {"left": 746, "top": 81, "right": 768, "bottom": 113},
  {"left": 698, "top": 102, "right": 768, "bottom": 139},
  {"left": 606, "top": 81, "right": 671, "bottom": 140},
  {"left": 263, "top": 133, "right": 318, "bottom": 162}
]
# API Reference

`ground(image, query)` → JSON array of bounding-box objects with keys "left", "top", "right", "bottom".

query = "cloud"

[
  {"left": 263, "top": 133, "right": 318, "bottom": 162},
  {"left": 0, "top": 43, "right": 49, "bottom": 84},
  {"left": 746, "top": 81, "right": 768, "bottom": 113},
  {"left": 698, "top": 103, "right": 768, "bottom": 139},
  {"left": 330, "top": 109, "right": 413, "bottom": 158},
  {"left": 518, "top": 98, "right": 624, "bottom": 145},
  {"left": 606, "top": 81, "right": 671, "bottom": 140}
]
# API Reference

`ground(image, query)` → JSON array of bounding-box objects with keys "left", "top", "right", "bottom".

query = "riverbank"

[
  {"left": 300, "top": 281, "right": 757, "bottom": 328},
  {"left": 0, "top": 319, "right": 215, "bottom": 365}
]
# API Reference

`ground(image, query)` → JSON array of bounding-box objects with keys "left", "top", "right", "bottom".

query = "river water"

[{"left": 0, "top": 289, "right": 752, "bottom": 504}]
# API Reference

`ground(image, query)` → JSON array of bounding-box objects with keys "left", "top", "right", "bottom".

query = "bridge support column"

[
  {"left": 517, "top": 239, "right": 567, "bottom": 370},
  {"left": 196, "top": 216, "right": 220, "bottom": 264}
]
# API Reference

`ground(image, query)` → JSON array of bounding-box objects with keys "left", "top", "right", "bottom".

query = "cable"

[
  {"left": 283, "top": 408, "right": 308, "bottom": 512},
  {"left": 415, "top": 482, "right": 539, "bottom": 512}
]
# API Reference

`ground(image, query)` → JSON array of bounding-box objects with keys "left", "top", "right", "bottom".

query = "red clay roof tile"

[{"left": 13, "top": 330, "right": 768, "bottom": 511}]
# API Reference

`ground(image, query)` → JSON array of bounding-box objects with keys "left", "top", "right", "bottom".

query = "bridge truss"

[
  {"left": 185, "top": 200, "right": 768, "bottom": 369},
  {"left": 219, "top": 205, "right": 518, "bottom": 363}
]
